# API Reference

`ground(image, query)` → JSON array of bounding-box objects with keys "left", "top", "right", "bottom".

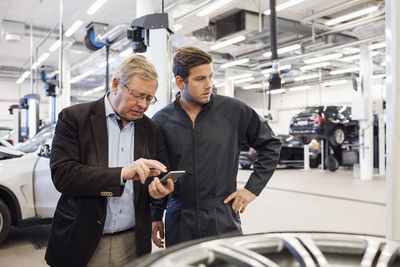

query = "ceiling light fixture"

[
  {"left": 242, "top": 83, "right": 263, "bottom": 90},
  {"left": 322, "top": 80, "right": 347, "bottom": 87},
  {"left": 304, "top": 53, "right": 343, "bottom": 64},
  {"left": 82, "top": 90, "right": 94, "bottom": 96},
  {"left": 197, "top": 0, "right": 232, "bottom": 17},
  {"left": 228, "top": 73, "right": 253, "bottom": 80},
  {"left": 325, "top": 6, "right": 378, "bottom": 26},
  {"left": 214, "top": 83, "right": 226, "bottom": 88},
  {"left": 264, "top": 0, "right": 304, "bottom": 15},
  {"left": 288, "top": 85, "right": 311, "bottom": 92},
  {"left": 211, "top": 35, "right": 245, "bottom": 50},
  {"left": 372, "top": 74, "right": 385, "bottom": 79},
  {"left": 49, "top": 40, "right": 61, "bottom": 52},
  {"left": 92, "top": 85, "right": 105, "bottom": 92},
  {"left": 233, "top": 77, "right": 255, "bottom": 84},
  {"left": 269, "top": 89, "right": 287, "bottom": 94},
  {"left": 87, "top": 0, "right": 108, "bottom": 15},
  {"left": 294, "top": 73, "right": 319, "bottom": 81},
  {"left": 221, "top": 58, "right": 249, "bottom": 68},
  {"left": 330, "top": 67, "right": 359, "bottom": 75},
  {"left": 174, "top": 24, "right": 183, "bottom": 32},
  {"left": 369, "top": 42, "right": 386, "bottom": 50},
  {"left": 71, "top": 69, "right": 95, "bottom": 83},
  {"left": 263, "top": 44, "right": 301, "bottom": 57},
  {"left": 300, "top": 62, "right": 330, "bottom": 71},
  {"left": 65, "top": 20, "right": 83, "bottom": 37},
  {"left": 97, "top": 58, "right": 116, "bottom": 68}
]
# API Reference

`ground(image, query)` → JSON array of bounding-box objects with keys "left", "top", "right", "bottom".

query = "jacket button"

[{"left": 97, "top": 220, "right": 102, "bottom": 225}]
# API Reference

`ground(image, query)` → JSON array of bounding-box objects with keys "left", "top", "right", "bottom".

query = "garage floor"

[{"left": 0, "top": 168, "right": 386, "bottom": 266}]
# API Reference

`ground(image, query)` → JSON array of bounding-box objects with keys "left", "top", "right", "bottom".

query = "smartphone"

[{"left": 159, "top": 170, "right": 186, "bottom": 184}]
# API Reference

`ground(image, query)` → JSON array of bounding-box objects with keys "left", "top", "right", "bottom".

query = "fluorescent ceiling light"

[
  {"left": 48, "top": 70, "right": 59, "bottom": 77},
  {"left": 342, "top": 47, "right": 360, "bottom": 55},
  {"left": 289, "top": 85, "right": 311, "bottom": 92},
  {"left": 263, "top": 44, "right": 301, "bottom": 57},
  {"left": 269, "top": 89, "right": 287, "bottom": 94},
  {"left": 16, "top": 78, "right": 24, "bottom": 84},
  {"left": 197, "top": 0, "right": 232, "bottom": 17},
  {"left": 228, "top": 73, "right": 253, "bottom": 80},
  {"left": 31, "top": 61, "right": 41, "bottom": 70},
  {"left": 369, "top": 42, "right": 386, "bottom": 50},
  {"left": 322, "top": 80, "right": 347, "bottom": 87},
  {"left": 233, "top": 77, "right": 255, "bottom": 84},
  {"left": 49, "top": 40, "right": 61, "bottom": 52},
  {"left": 221, "top": 58, "right": 249, "bottom": 68},
  {"left": 211, "top": 35, "right": 245, "bottom": 50},
  {"left": 65, "top": 20, "right": 83, "bottom": 37},
  {"left": 330, "top": 67, "right": 359, "bottom": 75},
  {"left": 304, "top": 53, "right": 343, "bottom": 64},
  {"left": 87, "top": 0, "right": 108, "bottom": 15},
  {"left": 261, "top": 64, "right": 292, "bottom": 74},
  {"left": 325, "top": 6, "right": 378, "bottom": 26},
  {"left": 21, "top": 71, "right": 31, "bottom": 79},
  {"left": 372, "top": 74, "right": 385, "bottom": 80},
  {"left": 119, "top": 48, "right": 132, "bottom": 58},
  {"left": 380, "top": 62, "right": 386, "bottom": 67},
  {"left": 174, "top": 24, "right": 183, "bottom": 32},
  {"left": 341, "top": 54, "right": 360, "bottom": 62},
  {"left": 264, "top": 0, "right": 304, "bottom": 15},
  {"left": 294, "top": 73, "right": 319, "bottom": 81},
  {"left": 92, "top": 85, "right": 105, "bottom": 92},
  {"left": 97, "top": 58, "right": 116, "bottom": 68},
  {"left": 214, "top": 83, "right": 226, "bottom": 88},
  {"left": 242, "top": 83, "right": 263, "bottom": 90},
  {"left": 82, "top": 90, "right": 94, "bottom": 96},
  {"left": 38, "top": 52, "right": 50, "bottom": 63},
  {"left": 300, "top": 62, "right": 330, "bottom": 71},
  {"left": 71, "top": 69, "right": 95, "bottom": 83}
]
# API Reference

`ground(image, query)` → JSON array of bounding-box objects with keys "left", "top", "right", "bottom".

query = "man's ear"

[
  {"left": 111, "top": 78, "right": 119, "bottom": 95},
  {"left": 175, "top": 76, "right": 185, "bottom": 90}
]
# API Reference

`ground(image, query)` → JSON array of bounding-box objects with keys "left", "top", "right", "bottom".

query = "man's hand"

[
  {"left": 148, "top": 177, "right": 174, "bottom": 199},
  {"left": 152, "top": 221, "right": 165, "bottom": 248},
  {"left": 122, "top": 158, "right": 167, "bottom": 184},
  {"left": 223, "top": 188, "right": 256, "bottom": 214}
]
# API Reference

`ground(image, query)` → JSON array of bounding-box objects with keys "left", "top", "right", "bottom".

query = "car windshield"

[
  {"left": 14, "top": 124, "right": 55, "bottom": 153},
  {"left": 298, "top": 107, "right": 322, "bottom": 115}
]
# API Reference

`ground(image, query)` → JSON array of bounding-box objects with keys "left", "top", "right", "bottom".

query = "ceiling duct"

[{"left": 192, "top": 10, "right": 258, "bottom": 42}]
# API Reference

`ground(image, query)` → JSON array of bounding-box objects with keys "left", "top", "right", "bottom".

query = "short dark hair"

[{"left": 173, "top": 46, "right": 213, "bottom": 82}]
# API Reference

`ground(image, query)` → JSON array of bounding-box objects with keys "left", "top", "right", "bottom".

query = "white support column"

[
  {"left": 136, "top": 0, "right": 157, "bottom": 17},
  {"left": 358, "top": 43, "right": 374, "bottom": 181},
  {"left": 223, "top": 69, "right": 234, "bottom": 97},
  {"left": 146, "top": 28, "right": 172, "bottom": 118},
  {"left": 386, "top": 0, "right": 400, "bottom": 241},
  {"left": 56, "top": 50, "right": 71, "bottom": 116},
  {"left": 303, "top": 144, "right": 310, "bottom": 170}
]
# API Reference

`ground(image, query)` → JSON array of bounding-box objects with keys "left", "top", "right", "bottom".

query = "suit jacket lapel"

[
  {"left": 90, "top": 97, "right": 108, "bottom": 167},
  {"left": 134, "top": 119, "right": 148, "bottom": 205}
]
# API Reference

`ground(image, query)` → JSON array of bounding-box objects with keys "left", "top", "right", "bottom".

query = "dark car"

[
  {"left": 129, "top": 232, "right": 400, "bottom": 267},
  {"left": 289, "top": 106, "right": 359, "bottom": 146},
  {"left": 239, "top": 135, "right": 320, "bottom": 169}
]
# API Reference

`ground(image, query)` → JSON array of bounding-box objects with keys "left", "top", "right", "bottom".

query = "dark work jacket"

[
  {"left": 45, "top": 97, "right": 166, "bottom": 267},
  {"left": 152, "top": 93, "right": 281, "bottom": 246}
]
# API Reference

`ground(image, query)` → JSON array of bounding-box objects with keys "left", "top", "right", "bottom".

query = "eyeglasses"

[{"left": 122, "top": 82, "right": 158, "bottom": 105}]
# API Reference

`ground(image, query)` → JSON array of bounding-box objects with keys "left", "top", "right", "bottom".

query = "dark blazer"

[{"left": 45, "top": 97, "right": 166, "bottom": 267}]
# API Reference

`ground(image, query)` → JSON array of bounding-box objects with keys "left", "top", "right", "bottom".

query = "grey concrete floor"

[{"left": 0, "top": 168, "right": 386, "bottom": 266}]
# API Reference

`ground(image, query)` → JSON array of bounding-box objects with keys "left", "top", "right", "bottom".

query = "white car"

[{"left": 0, "top": 125, "right": 60, "bottom": 244}]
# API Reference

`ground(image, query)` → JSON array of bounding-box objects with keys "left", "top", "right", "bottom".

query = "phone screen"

[{"left": 160, "top": 170, "right": 186, "bottom": 184}]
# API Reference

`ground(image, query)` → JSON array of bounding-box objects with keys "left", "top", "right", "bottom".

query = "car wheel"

[
  {"left": 0, "top": 199, "right": 11, "bottom": 244},
  {"left": 300, "top": 136, "right": 311, "bottom": 145},
  {"left": 325, "top": 156, "right": 339, "bottom": 172},
  {"left": 329, "top": 127, "right": 345, "bottom": 146},
  {"left": 240, "top": 164, "right": 251, "bottom": 170}
]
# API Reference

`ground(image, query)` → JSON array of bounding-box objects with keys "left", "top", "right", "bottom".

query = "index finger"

[
  {"left": 223, "top": 191, "right": 237, "bottom": 204},
  {"left": 144, "top": 159, "right": 167, "bottom": 172}
]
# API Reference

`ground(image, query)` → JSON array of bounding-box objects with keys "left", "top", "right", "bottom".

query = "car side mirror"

[{"left": 39, "top": 144, "right": 51, "bottom": 158}]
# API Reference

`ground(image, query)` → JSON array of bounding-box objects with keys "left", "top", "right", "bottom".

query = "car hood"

[{"left": 0, "top": 145, "right": 25, "bottom": 159}]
